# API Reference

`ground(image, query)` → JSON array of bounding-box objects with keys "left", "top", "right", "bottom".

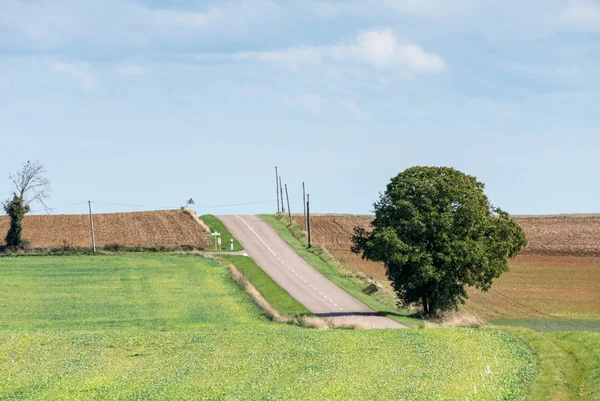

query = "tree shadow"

[{"left": 316, "top": 311, "right": 411, "bottom": 318}]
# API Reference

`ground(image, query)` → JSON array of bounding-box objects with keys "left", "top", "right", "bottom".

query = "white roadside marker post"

[
  {"left": 217, "top": 236, "right": 222, "bottom": 252},
  {"left": 230, "top": 238, "right": 234, "bottom": 251},
  {"left": 211, "top": 232, "right": 221, "bottom": 251}
]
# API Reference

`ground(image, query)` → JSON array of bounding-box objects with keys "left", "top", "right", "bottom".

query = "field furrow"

[{"left": 0, "top": 210, "right": 211, "bottom": 249}]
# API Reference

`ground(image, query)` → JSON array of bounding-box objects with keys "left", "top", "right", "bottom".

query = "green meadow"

[{"left": 0, "top": 255, "right": 535, "bottom": 400}]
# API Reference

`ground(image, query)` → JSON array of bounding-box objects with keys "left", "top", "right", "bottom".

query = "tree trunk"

[
  {"left": 422, "top": 297, "right": 429, "bottom": 316},
  {"left": 429, "top": 298, "right": 438, "bottom": 317}
]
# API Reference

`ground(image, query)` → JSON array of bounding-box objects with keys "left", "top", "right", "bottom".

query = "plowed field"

[
  {"left": 292, "top": 214, "right": 600, "bottom": 319},
  {"left": 0, "top": 210, "right": 211, "bottom": 249},
  {"left": 293, "top": 214, "right": 600, "bottom": 258}
]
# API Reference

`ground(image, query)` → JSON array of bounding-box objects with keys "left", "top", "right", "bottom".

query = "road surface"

[{"left": 218, "top": 215, "right": 405, "bottom": 329}]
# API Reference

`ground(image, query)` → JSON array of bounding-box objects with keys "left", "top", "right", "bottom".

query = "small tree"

[
  {"left": 2, "top": 161, "right": 51, "bottom": 249},
  {"left": 352, "top": 166, "right": 527, "bottom": 317}
]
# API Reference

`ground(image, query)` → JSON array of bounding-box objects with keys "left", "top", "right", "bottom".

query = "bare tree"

[
  {"left": 2, "top": 161, "right": 51, "bottom": 249},
  {"left": 8, "top": 161, "right": 51, "bottom": 208}
]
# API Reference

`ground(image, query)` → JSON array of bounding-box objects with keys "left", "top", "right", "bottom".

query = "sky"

[{"left": 1, "top": 0, "right": 599, "bottom": 216}]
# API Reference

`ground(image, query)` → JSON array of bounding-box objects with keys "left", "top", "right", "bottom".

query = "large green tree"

[
  {"left": 2, "top": 161, "right": 50, "bottom": 250},
  {"left": 352, "top": 166, "right": 527, "bottom": 317}
]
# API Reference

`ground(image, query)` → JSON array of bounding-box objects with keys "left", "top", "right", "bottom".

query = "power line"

[
  {"left": 92, "top": 202, "right": 179, "bottom": 209},
  {"left": 28, "top": 192, "right": 305, "bottom": 214},
  {"left": 30, "top": 201, "right": 88, "bottom": 213},
  {"left": 93, "top": 198, "right": 284, "bottom": 209}
]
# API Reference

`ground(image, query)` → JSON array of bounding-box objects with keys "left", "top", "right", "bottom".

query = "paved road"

[{"left": 218, "top": 215, "right": 405, "bottom": 329}]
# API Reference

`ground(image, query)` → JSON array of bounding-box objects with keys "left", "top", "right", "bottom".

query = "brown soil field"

[
  {"left": 292, "top": 214, "right": 600, "bottom": 319},
  {"left": 294, "top": 214, "right": 600, "bottom": 258},
  {"left": 516, "top": 215, "right": 600, "bottom": 256},
  {"left": 464, "top": 255, "right": 600, "bottom": 319},
  {"left": 0, "top": 210, "right": 211, "bottom": 249}
]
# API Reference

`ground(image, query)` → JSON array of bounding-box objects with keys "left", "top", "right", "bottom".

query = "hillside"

[
  {"left": 291, "top": 214, "right": 600, "bottom": 320},
  {"left": 0, "top": 209, "right": 211, "bottom": 249},
  {"left": 0, "top": 254, "right": 535, "bottom": 399}
]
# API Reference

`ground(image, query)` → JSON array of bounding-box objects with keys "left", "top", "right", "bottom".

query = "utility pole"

[
  {"left": 279, "top": 176, "right": 285, "bottom": 213},
  {"left": 302, "top": 182, "right": 306, "bottom": 231},
  {"left": 306, "top": 194, "right": 312, "bottom": 248},
  {"left": 285, "top": 184, "right": 291, "bottom": 225},
  {"left": 88, "top": 201, "right": 96, "bottom": 253},
  {"left": 275, "top": 166, "right": 280, "bottom": 213}
]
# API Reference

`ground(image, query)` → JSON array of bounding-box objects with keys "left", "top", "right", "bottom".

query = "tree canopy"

[{"left": 352, "top": 166, "right": 527, "bottom": 316}]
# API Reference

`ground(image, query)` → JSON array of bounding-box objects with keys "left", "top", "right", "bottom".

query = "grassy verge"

[
  {"left": 218, "top": 255, "right": 310, "bottom": 316},
  {"left": 258, "top": 214, "right": 422, "bottom": 328},
  {"left": 550, "top": 331, "right": 600, "bottom": 399},
  {"left": 0, "top": 244, "right": 205, "bottom": 256},
  {"left": 199, "top": 214, "right": 243, "bottom": 251},
  {"left": 500, "top": 327, "right": 600, "bottom": 401},
  {"left": 0, "top": 255, "right": 536, "bottom": 400}
]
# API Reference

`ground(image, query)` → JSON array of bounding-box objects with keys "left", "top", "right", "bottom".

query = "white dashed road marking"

[
  {"left": 235, "top": 215, "right": 277, "bottom": 257},
  {"left": 234, "top": 214, "right": 337, "bottom": 307}
]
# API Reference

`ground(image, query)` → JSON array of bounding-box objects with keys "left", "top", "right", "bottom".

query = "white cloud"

[
  {"left": 283, "top": 94, "right": 369, "bottom": 119},
  {"left": 381, "top": 0, "right": 477, "bottom": 18},
  {"left": 145, "top": 8, "right": 210, "bottom": 30},
  {"left": 0, "top": 0, "right": 281, "bottom": 48},
  {"left": 563, "top": 0, "right": 600, "bottom": 31},
  {"left": 313, "top": 0, "right": 478, "bottom": 19},
  {"left": 198, "top": 29, "right": 446, "bottom": 74},
  {"left": 226, "top": 48, "right": 324, "bottom": 69},
  {"left": 312, "top": 1, "right": 600, "bottom": 37},
  {"left": 0, "top": 0, "right": 82, "bottom": 46},
  {"left": 349, "top": 29, "right": 446, "bottom": 72},
  {"left": 52, "top": 61, "right": 98, "bottom": 90},
  {"left": 117, "top": 64, "right": 146, "bottom": 77}
]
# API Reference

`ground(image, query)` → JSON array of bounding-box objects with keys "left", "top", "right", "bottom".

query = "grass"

[
  {"left": 551, "top": 331, "right": 600, "bottom": 399},
  {"left": 199, "top": 214, "right": 243, "bottom": 251},
  {"left": 0, "top": 254, "right": 262, "bottom": 330},
  {"left": 0, "top": 254, "right": 537, "bottom": 400},
  {"left": 500, "top": 328, "right": 600, "bottom": 401},
  {"left": 218, "top": 254, "right": 310, "bottom": 316},
  {"left": 0, "top": 328, "right": 535, "bottom": 400},
  {"left": 259, "top": 214, "right": 422, "bottom": 328}
]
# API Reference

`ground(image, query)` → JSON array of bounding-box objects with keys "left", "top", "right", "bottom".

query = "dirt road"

[{"left": 218, "top": 215, "right": 405, "bottom": 329}]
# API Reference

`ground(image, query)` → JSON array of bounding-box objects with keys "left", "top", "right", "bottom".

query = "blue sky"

[{"left": 1, "top": 0, "right": 599, "bottom": 216}]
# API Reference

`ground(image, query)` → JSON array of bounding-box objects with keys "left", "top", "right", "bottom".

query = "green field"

[
  {"left": 0, "top": 255, "right": 260, "bottom": 331},
  {"left": 0, "top": 254, "right": 537, "bottom": 400}
]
